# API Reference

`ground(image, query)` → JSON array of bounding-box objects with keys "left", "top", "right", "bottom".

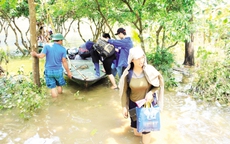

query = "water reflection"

[{"left": 1, "top": 65, "right": 230, "bottom": 144}]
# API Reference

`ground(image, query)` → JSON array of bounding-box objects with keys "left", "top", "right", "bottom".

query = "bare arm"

[
  {"left": 62, "top": 57, "right": 72, "bottom": 78},
  {"left": 145, "top": 87, "right": 160, "bottom": 102},
  {"left": 121, "top": 76, "right": 128, "bottom": 118},
  {"left": 31, "top": 51, "right": 45, "bottom": 58}
]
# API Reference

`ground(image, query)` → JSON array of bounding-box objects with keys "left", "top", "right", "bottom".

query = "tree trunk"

[
  {"left": 28, "top": 0, "right": 41, "bottom": 87},
  {"left": 139, "top": 32, "right": 145, "bottom": 51},
  {"left": 183, "top": 33, "right": 195, "bottom": 66}
]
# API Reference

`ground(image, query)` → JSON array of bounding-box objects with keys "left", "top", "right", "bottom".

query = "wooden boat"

[{"left": 64, "top": 58, "right": 107, "bottom": 87}]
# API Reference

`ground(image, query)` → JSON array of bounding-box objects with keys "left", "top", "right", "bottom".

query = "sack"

[
  {"left": 79, "top": 50, "right": 90, "bottom": 59},
  {"left": 67, "top": 47, "right": 78, "bottom": 60},
  {"left": 78, "top": 44, "right": 91, "bottom": 59},
  {"left": 93, "top": 38, "right": 115, "bottom": 58},
  {"left": 136, "top": 104, "right": 160, "bottom": 133}
]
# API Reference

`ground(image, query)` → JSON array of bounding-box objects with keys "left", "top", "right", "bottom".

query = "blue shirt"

[
  {"left": 41, "top": 43, "right": 67, "bottom": 70},
  {"left": 85, "top": 40, "right": 95, "bottom": 51},
  {"left": 108, "top": 37, "right": 133, "bottom": 67}
]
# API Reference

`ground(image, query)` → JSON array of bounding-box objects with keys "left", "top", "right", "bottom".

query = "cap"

[
  {"left": 52, "top": 33, "right": 65, "bottom": 40},
  {"left": 115, "top": 28, "right": 126, "bottom": 35}
]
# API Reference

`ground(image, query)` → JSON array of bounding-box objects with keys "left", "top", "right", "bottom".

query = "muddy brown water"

[{"left": 0, "top": 59, "right": 230, "bottom": 144}]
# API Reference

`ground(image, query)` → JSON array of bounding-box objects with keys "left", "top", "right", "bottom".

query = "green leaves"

[
  {"left": 188, "top": 47, "right": 230, "bottom": 106},
  {"left": 146, "top": 48, "right": 177, "bottom": 89},
  {"left": 0, "top": 74, "right": 47, "bottom": 119},
  {"left": 0, "top": 0, "right": 17, "bottom": 10}
]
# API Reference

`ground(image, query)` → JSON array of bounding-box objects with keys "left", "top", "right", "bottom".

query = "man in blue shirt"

[
  {"left": 31, "top": 33, "right": 72, "bottom": 98},
  {"left": 106, "top": 28, "right": 133, "bottom": 77}
]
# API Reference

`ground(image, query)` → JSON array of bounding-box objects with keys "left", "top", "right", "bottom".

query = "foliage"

[
  {"left": 0, "top": 0, "right": 198, "bottom": 53},
  {"left": 0, "top": 49, "right": 8, "bottom": 64},
  {"left": 146, "top": 48, "right": 178, "bottom": 89},
  {"left": 188, "top": 47, "right": 230, "bottom": 106},
  {"left": 147, "top": 48, "right": 174, "bottom": 72},
  {"left": 147, "top": 0, "right": 195, "bottom": 40},
  {"left": 0, "top": 0, "right": 30, "bottom": 18},
  {"left": 0, "top": 0, "right": 17, "bottom": 10},
  {"left": 0, "top": 72, "right": 47, "bottom": 119},
  {"left": 194, "top": 0, "right": 230, "bottom": 48},
  {"left": 183, "top": 0, "right": 230, "bottom": 105}
]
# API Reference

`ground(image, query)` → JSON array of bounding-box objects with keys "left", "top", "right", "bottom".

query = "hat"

[
  {"left": 129, "top": 47, "right": 145, "bottom": 60},
  {"left": 115, "top": 28, "right": 126, "bottom": 35},
  {"left": 52, "top": 33, "right": 65, "bottom": 40}
]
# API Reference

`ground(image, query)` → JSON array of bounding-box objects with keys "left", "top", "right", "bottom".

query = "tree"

[
  {"left": 28, "top": 0, "right": 40, "bottom": 86},
  {"left": 183, "top": 0, "right": 196, "bottom": 66},
  {"left": 0, "top": 0, "right": 31, "bottom": 55},
  {"left": 184, "top": 33, "right": 195, "bottom": 66}
]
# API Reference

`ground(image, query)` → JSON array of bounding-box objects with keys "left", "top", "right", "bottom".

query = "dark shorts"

[
  {"left": 90, "top": 49, "right": 116, "bottom": 75},
  {"left": 103, "top": 54, "right": 116, "bottom": 75},
  {"left": 129, "top": 98, "right": 150, "bottom": 134},
  {"left": 44, "top": 69, "right": 66, "bottom": 89}
]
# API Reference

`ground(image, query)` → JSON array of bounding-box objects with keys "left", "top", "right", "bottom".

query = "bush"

[
  {"left": 188, "top": 47, "right": 230, "bottom": 106},
  {"left": 146, "top": 48, "right": 178, "bottom": 89},
  {"left": 0, "top": 74, "right": 47, "bottom": 119}
]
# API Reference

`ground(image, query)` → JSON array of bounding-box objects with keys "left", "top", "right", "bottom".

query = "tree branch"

[
  {"left": 156, "top": 25, "right": 163, "bottom": 47},
  {"left": 167, "top": 41, "right": 178, "bottom": 50},
  {"left": 94, "top": 0, "right": 114, "bottom": 37}
]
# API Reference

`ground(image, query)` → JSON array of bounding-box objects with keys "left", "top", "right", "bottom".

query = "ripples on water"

[{"left": 164, "top": 90, "right": 230, "bottom": 144}]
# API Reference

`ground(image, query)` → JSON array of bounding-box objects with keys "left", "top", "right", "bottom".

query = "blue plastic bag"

[{"left": 136, "top": 105, "right": 160, "bottom": 132}]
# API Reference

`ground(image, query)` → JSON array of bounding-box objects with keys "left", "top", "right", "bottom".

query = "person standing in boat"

[
  {"left": 102, "top": 28, "right": 133, "bottom": 78},
  {"left": 31, "top": 33, "right": 72, "bottom": 98},
  {"left": 86, "top": 33, "right": 118, "bottom": 89},
  {"left": 119, "top": 47, "right": 164, "bottom": 144}
]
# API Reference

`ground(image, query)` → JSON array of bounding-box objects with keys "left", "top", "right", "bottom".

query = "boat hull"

[{"left": 64, "top": 59, "right": 106, "bottom": 87}]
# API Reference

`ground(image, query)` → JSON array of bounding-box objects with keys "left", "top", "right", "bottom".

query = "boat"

[{"left": 64, "top": 58, "right": 107, "bottom": 87}]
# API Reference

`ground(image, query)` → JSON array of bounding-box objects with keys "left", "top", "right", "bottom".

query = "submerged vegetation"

[
  {"left": 0, "top": 74, "right": 47, "bottom": 119},
  {"left": 0, "top": 51, "right": 47, "bottom": 119},
  {"left": 188, "top": 46, "right": 230, "bottom": 106}
]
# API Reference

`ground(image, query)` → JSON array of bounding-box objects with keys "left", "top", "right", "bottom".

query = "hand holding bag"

[
  {"left": 129, "top": 93, "right": 158, "bottom": 122},
  {"left": 136, "top": 102, "right": 160, "bottom": 133}
]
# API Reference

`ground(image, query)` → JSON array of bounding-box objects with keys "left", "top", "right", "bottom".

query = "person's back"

[
  {"left": 43, "top": 43, "right": 66, "bottom": 70},
  {"left": 113, "top": 37, "right": 133, "bottom": 67},
  {"left": 107, "top": 28, "right": 133, "bottom": 76},
  {"left": 31, "top": 33, "right": 72, "bottom": 98},
  {"left": 88, "top": 33, "right": 118, "bottom": 89}
]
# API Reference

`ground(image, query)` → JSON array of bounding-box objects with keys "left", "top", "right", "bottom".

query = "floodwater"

[{"left": 0, "top": 58, "right": 230, "bottom": 144}]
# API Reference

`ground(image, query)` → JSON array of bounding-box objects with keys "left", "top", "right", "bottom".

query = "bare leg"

[
  {"left": 57, "top": 86, "right": 63, "bottom": 94},
  {"left": 51, "top": 88, "right": 58, "bottom": 98},
  {"left": 142, "top": 133, "right": 151, "bottom": 144},
  {"left": 133, "top": 128, "right": 142, "bottom": 137},
  {"left": 108, "top": 74, "right": 117, "bottom": 89}
]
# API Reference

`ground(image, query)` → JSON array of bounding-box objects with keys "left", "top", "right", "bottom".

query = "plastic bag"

[{"left": 136, "top": 103, "right": 160, "bottom": 132}]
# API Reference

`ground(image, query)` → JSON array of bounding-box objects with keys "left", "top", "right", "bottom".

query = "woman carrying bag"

[{"left": 119, "top": 47, "right": 164, "bottom": 144}]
